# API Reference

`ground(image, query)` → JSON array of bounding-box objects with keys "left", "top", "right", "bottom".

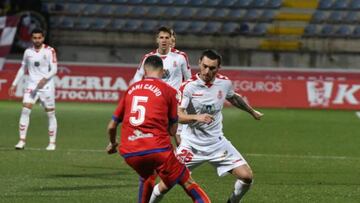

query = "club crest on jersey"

[{"left": 217, "top": 90, "right": 223, "bottom": 99}]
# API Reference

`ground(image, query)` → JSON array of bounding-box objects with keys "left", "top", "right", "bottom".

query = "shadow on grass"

[
  {"left": 44, "top": 171, "right": 131, "bottom": 180},
  {"left": 30, "top": 184, "right": 136, "bottom": 192}
]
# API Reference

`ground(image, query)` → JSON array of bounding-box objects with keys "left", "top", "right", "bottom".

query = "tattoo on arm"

[{"left": 227, "top": 93, "right": 254, "bottom": 114}]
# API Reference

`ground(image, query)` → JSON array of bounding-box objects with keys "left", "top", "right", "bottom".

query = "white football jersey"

[
  {"left": 179, "top": 73, "right": 235, "bottom": 151},
  {"left": 132, "top": 48, "right": 191, "bottom": 90},
  {"left": 12, "top": 44, "right": 58, "bottom": 90}
]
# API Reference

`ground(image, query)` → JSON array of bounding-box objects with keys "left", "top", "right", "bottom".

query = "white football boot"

[
  {"left": 15, "top": 140, "right": 26, "bottom": 150},
  {"left": 46, "top": 143, "right": 56, "bottom": 151}
]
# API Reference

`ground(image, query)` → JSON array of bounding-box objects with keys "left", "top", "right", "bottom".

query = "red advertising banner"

[{"left": 1, "top": 61, "right": 360, "bottom": 110}]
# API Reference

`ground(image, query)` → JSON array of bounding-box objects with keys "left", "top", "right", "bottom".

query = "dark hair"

[
  {"left": 144, "top": 55, "right": 163, "bottom": 70},
  {"left": 170, "top": 28, "right": 176, "bottom": 38},
  {"left": 31, "top": 28, "right": 45, "bottom": 36},
  {"left": 157, "top": 26, "right": 172, "bottom": 36},
  {"left": 200, "top": 49, "right": 222, "bottom": 66}
]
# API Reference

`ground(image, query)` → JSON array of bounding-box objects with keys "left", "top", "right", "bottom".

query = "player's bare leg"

[
  {"left": 227, "top": 164, "right": 253, "bottom": 203},
  {"left": 15, "top": 103, "right": 33, "bottom": 150},
  {"left": 45, "top": 107, "right": 57, "bottom": 151}
]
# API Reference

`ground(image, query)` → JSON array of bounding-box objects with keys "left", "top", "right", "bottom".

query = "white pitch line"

[{"left": 1, "top": 147, "right": 359, "bottom": 161}]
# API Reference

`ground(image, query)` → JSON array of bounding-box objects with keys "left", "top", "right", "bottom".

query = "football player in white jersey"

[
  {"left": 131, "top": 26, "right": 191, "bottom": 90},
  {"left": 149, "top": 50, "right": 263, "bottom": 203},
  {"left": 9, "top": 28, "right": 58, "bottom": 151}
]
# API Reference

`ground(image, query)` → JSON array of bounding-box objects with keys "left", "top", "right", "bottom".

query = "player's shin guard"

[
  {"left": 149, "top": 184, "right": 164, "bottom": 203},
  {"left": 138, "top": 175, "right": 156, "bottom": 203},
  {"left": 19, "top": 107, "right": 31, "bottom": 140},
  {"left": 47, "top": 111, "right": 57, "bottom": 144},
  {"left": 227, "top": 179, "right": 252, "bottom": 203},
  {"left": 184, "top": 183, "right": 211, "bottom": 203}
]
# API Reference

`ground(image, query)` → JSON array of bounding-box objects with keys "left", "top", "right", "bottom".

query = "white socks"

[
  {"left": 47, "top": 110, "right": 57, "bottom": 144},
  {"left": 149, "top": 184, "right": 164, "bottom": 203},
  {"left": 228, "top": 179, "right": 252, "bottom": 203},
  {"left": 19, "top": 107, "right": 31, "bottom": 140}
]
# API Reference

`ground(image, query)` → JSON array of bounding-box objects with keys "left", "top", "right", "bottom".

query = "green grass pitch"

[{"left": 0, "top": 101, "right": 359, "bottom": 203}]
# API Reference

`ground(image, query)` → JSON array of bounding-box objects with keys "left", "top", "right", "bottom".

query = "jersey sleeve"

[
  {"left": 179, "top": 83, "right": 191, "bottom": 109},
  {"left": 12, "top": 50, "right": 28, "bottom": 86},
  {"left": 168, "top": 88, "right": 179, "bottom": 124},
  {"left": 130, "top": 57, "right": 146, "bottom": 84},
  {"left": 112, "top": 94, "right": 126, "bottom": 123},
  {"left": 226, "top": 80, "right": 235, "bottom": 99},
  {"left": 44, "top": 48, "right": 58, "bottom": 80},
  {"left": 180, "top": 53, "right": 191, "bottom": 81}
]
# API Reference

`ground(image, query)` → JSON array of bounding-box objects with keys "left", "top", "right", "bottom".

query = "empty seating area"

[
  {"left": 304, "top": 0, "right": 360, "bottom": 38},
  {"left": 42, "top": 0, "right": 282, "bottom": 35}
]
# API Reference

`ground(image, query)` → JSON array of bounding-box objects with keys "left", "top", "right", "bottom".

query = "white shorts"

[
  {"left": 176, "top": 123, "right": 183, "bottom": 135},
  {"left": 23, "top": 87, "right": 55, "bottom": 109},
  {"left": 176, "top": 138, "right": 248, "bottom": 177}
]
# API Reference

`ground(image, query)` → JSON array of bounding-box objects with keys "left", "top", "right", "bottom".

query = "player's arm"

[
  {"left": 226, "top": 93, "right": 264, "bottom": 120},
  {"left": 38, "top": 49, "right": 58, "bottom": 89},
  {"left": 106, "top": 96, "right": 125, "bottom": 154},
  {"left": 130, "top": 58, "right": 146, "bottom": 85},
  {"left": 178, "top": 107, "right": 214, "bottom": 124},
  {"left": 9, "top": 51, "right": 27, "bottom": 96},
  {"left": 180, "top": 54, "right": 191, "bottom": 81}
]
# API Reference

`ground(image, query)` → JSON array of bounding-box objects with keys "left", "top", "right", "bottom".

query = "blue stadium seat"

[
  {"left": 164, "top": 7, "right": 181, "bottom": 18},
  {"left": 188, "top": 21, "right": 207, "bottom": 33},
  {"left": 213, "top": 8, "right": 229, "bottom": 19},
  {"left": 202, "top": 22, "right": 222, "bottom": 34},
  {"left": 158, "top": 0, "right": 174, "bottom": 5},
  {"left": 260, "top": 9, "right": 275, "bottom": 22},
  {"left": 141, "top": 20, "right": 159, "bottom": 32},
  {"left": 239, "top": 23, "right": 250, "bottom": 34},
  {"left": 113, "top": 0, "right": 128, "bottom": 3},
  {"left": 92, "top": 18, "right": 111, "bottom": 30},
  {"left": 60, "top": 17, "right": 75, "bottom": 29},
  {"left": 122, "top": 19, "right": 142, "bottom": 32},
  {"left": 335, "top": 25, "right": 351, "bottom": 37},
  {"left": 76, "top": 18, "right": 93, "bottom": 30},
  {"left": 148, "top": 6, "right": 165, "bottom": 18},
  {"left": 173, "top": 21, "right": 191, "bottom": 33},
  {"left": 352, "top": 26, "right": 360, "bottom": 38},
  {"left": 332, "top": 0, "right": 348, "bottom": 10},
  {"left": 189, "top": 0, "right": 206, "bottom": 6},
  {"left": 98, "top": 5, "right": 114, "bottom": 16},
  {"left": 228, "top": 9, "right": 244, "bottom": 19},
  {"left": 252, "top": 23, "right": 267, "bottom": 35},
  {"left": 235, "top": 0, "right": 253, "bottom": 8},
  {"left": 303, "top": 24, "right": 317, "bottom": 37},
  {"left": 318, "top": 0, "right": 333, "bottom": 9},
  {"left": 243, "top": 10, "right": 259, "bottom": 21},
  {"left": 130, "top": 6, "right": 149, "bottom": 17},
  {"left": 143, "top": 0, "right": 159, "bottom": 4},
  {"left": 110, "top": 19, "right": 126, "bottom": 30},
  {"left": 343, "top": 11, "right": 358, "bottom": 23},
  {"left": 223, "top": 22, "right": 239, "bottom": 34},
  {"left": 49, "top": 17, "right": 62, "bottom": 28},
  {"left": 350, "top": 0, "right": 360, "bottom": 10},
  {"left": 312, "top": 11, "right": 327, "bottom": 23},
  {"left": 204, "top": 0, "right": 223, "bottom": 6},
  {"left": 267, "top": 0, "right": 282, "bottom": 8},
  {"left": 127, "top": 0, "right": 144, "bottom": 4},
  {"left": 320, "top": 24, "right": 334, "bottom": 36},
  {"left": 114, "top": 6, "right": 132, "bottom": 16},
  {"left": 82, "top": 4, "right": 99, "bottom": 15},
  {"left": 67, "top": 3, "right": 84, "bottom": 14},
  {"left": 173, "top": 0, "right": 191, "bottom": 5},
  {"left": 195, "top": 8, "right": 215, "bottom": 19},
  {"left": 179, "top": 7, "right": 197, "bottom": 19},
  {"left": 221, "top": 0, "right": 237, "bottom": 7},
  {"left": 328, "top": 11, "right": 343, "bottom": 23},
  {"left": 252, "top": 0, "right": 268, "bottom": 8}
]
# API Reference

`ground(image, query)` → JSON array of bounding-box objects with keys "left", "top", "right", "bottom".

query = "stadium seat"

[
  {"left": 66, "top": 3, "right": 84, "bottom": 14},
  {"left": 239, "top": 23, "right": 250, "bottom": 34},
  {"left": 204, "top": 0, "right": 222, "bottom": 7},
  {"left": 221, "top": 0, "right": 237, "bottom": 7},
  {"left": 312, "top": 11, "right": 327, "bottom": 23},
  {"left": 332, "top": 0, "right": 348, "bottom": 10},
  {"left": 202, "top": 22, "right": 222, "bottom": 34},
  {"left": 179, "top": 7, "right": 197, "bottom": 19},
  {"left": 173, "top": 0, "right": 191, "bottom": 5},
  {"left": 113, "top": 0, "right": 128, "bottom": 3},
  {"left": 173, "top": 21, "right": 191, "bottom": 33},
  {"left": 110, "top": 19, "right": 127, "bottom": 30},
  {"left": 82, "top": 4, "right": 99, "bottom": 15},
  {"left": 352, "top": 26, "right": 360, "bottom": 38},
  {"left": 260, "top": 9, "right": 275, "bottom": 22},
  {"left": 343, "top": 11, "right": 358, "bottom": 23},
  {"left": 127, "top": 0, "right": 144, "bottom": 4},
  {"left": 328, "top": 11, "right": 343, "bottom": 23},
  {"left": 303, "top": 24, "right": 317, "bottom": 37},
  {"left": 164, "top": 7, "right": 181, "bottom": 18},
  {"left": 252, "top": 23, "right": 267, "bottom": 35},
  {"left": 189, "top": 0, "right": 206, "bottom": 6},
  {"left": 213, "top": 8, "right": 229, "bottom": 19},
  {"left": 195, "top": 8, "right": 215, "bottom": 20},
  {"left": 141, "top": 20, "right": 159, "bottom": 32},
  {"left": 158, "top": 0, "right": 174, "bottom": 5},
  {"left": 143, "top": 0, "right": 159, "bottom": 4},
  {"left": 188, "top": 21, "right": 207, "bottom": 33},
  {"left": 148, "top": 6, "right": 165, "bottom": 18},
  {"left": 252, "top": 0, "right": 268, "bottom": 8},
  {"left": 60, "top": 17, "right": 75, "bottom": 29},
  {"left": 228, "top": 9, "right": 244, "bottom": 20},
  {"left": 349, "top": 0, "right": 360, "bottom": 10},
  {"left": 122, "top": 19, "right": 142, "bottom": 32},
  {"left": 113, "top": 6, "right": 132, "bottom": 17},
  {"left": 334, "top": 25, "right": 351, "bottom": 37},
  {"left": 223, "top": 22, "right": 240, "bottom": 34},
  {"left": 320, "top": 24, "right": 334, "bottom": 36},
  {"left": 76, "top": 17, "right": 93, "bottom": 30},
  {"left": 49, "top": 17, "right": 62, "bottom": 28},
  {"left": 235, "top": 0, "right": 253, "bottom": 8},
  {"left": 98, "top": 5, "right": 114, "bottom": 16},
  {"left": 93, "top": 18, "right": 111, "bottom": 30},
  {"left": 130, "top": 6, "right": 149, "bottom": 17},
  {"left": 267, "top": 0, "right": 282, "bottom": 8},
  {"left": 243, "top": 10, "right": 259, "bottom": 21},
  {"left": 318, "top": 0, "right": 333, "bottom": 10}
]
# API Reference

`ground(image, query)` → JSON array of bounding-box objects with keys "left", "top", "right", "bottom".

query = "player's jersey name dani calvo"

[{"left": 127, "top": 83, "right": 162, "bottom": 96}]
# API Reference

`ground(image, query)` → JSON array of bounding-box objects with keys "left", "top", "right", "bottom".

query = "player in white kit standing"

[
  {"left": 149, "top": 50, "right": 264, "bottom": 203},
  {"left": 9, "top": 28, "right": 58, "bottom": 151}
]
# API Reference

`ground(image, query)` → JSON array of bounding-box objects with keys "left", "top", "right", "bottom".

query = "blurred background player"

[
  {"left": 106, "top": 55, "right": 211, "bottom": 203},
  {"left": 150, "top": 49, "right": 264, "bottom": 203},
  {"left": 131, "top": 26, "right": 191, "bottom": 91},
  {"left": 9, "top": 28, "right": 58, "bottom": 151}
]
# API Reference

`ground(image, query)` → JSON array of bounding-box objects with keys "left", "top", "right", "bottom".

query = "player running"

[
  {"left": 150, "top": 50, "right": 264, "bottom": 203},
  {"left": 9, "top": 28, "right": 58, "bottom": 151},
  {"left": 106, "top": 55, "right": 211, "bottom": 203}
]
